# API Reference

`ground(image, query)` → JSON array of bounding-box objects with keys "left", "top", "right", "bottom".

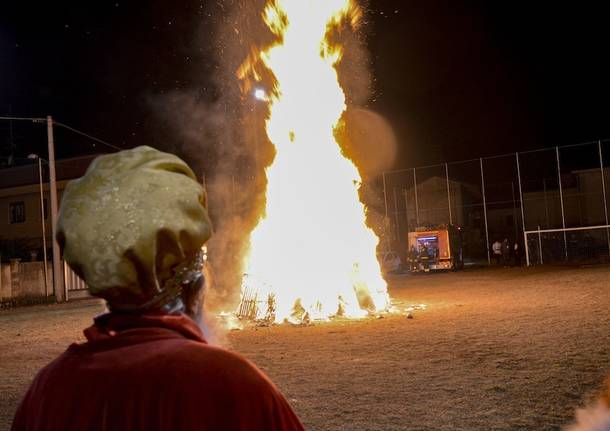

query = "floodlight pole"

[
  {"left": 47, "top": 116, "right": 65, "bottom": 302},
  {"left": 480, "top": 158, "right": 490, "bottom": 265},
  {"left": 515, "top": 153, "right": 528, "bottom": 266},
  {"left": 555, "top": 146, "right": 568, "bottom": 260},
  {"left": 598, "top": 140, "right": 610, "bottom": 254}
]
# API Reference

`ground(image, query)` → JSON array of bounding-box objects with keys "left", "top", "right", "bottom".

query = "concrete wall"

[
  {"left": 15, "top": 262, "right": 49, "bottom": 297},
  {"left": 0, "top": 260, "right": 50, "bottom": 301},
  {"left": 0, "top": 264, "right": 11, "bottom": 301}
]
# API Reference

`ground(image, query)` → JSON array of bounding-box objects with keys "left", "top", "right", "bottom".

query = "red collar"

[{"left": 84, "top": 311, "right": 206, "bottom": 343}]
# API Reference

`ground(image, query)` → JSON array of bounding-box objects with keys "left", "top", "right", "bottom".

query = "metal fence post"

[
  {"left": 524, "top": 232, "right": 530, "bottom": 267},
  {"left": 413, "top": 168, "right": 420, "bottom": 227},
  {"left": 382, "top": 171, "right": 389, "bottom": 221},
  {"left": 599, "top": 140, "right": 610, "bottom": 254},
  {"left": 537, "top": 225, "right": 544, "bottom": 265},
  {"left": 515, "top": 152, "right": 529, "bottom": 266},
  {"left": 393, "top": 187, "right": 399, "bottom": 241},
  {"left": 445, "top": 163, "right": 452, "bottom": 225},
  {"left": 403, "top": 188, "right": 409, "bottom": 235},
  {"left": 382, "top": 171, "right": 390, "bottom": 252},
  {"left": 543, "top": 178, "right": 550, "bottom": 228},
  {"left": 556, "top": 146, "right": 568, "bottom": 260},
  {"left": 511, "top": 181, "right": 519, "bottom": 241},
  {"left": 480, "top": 158, "right": 491, "bottom": 264}
]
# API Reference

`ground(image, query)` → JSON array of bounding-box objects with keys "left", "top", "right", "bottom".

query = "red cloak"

[{"left": 12, "top": 312, "right": 305, "bottom": 431}]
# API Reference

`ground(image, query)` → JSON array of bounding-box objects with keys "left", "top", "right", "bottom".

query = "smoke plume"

[{"left": 151, "top": 0, "right": 395, "bottom": 320}]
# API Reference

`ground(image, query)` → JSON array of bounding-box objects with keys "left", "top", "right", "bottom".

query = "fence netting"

[
  {"left": 525, "top": 227, "right": 610, "bottom": 265},
  {"left": 380, "top": 139, "right": 610, "bottom": 266}
]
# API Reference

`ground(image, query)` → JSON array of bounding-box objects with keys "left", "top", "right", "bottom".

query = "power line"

[
  {"left": 0, "top": 115, "right": 122, "bottom": 152},
  {"left": 53, "top": 121, "right": 122, "bottom": 151},
  {"left": 0, "top": 116, "right": 45, "bottom": 122}
]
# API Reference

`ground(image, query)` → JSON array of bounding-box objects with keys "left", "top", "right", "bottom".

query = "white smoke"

[{"left": 150, "top": 0, "right": 395, "bottom": 321}]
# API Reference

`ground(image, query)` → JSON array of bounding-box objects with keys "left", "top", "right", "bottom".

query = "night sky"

[{"left": 1, "top": 1, "right": 609, "bottom": 169}]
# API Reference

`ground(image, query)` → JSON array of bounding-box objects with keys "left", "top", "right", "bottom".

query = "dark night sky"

[{"left": 1, "top": 1, "right": 609, "bottom": 168}]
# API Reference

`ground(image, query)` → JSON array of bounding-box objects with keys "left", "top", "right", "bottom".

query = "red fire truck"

[{"left": 407, "top": 224, "right": 464, "bottom": 272}]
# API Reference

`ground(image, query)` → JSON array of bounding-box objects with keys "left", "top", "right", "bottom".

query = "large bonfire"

[{"left": 239, "top": 0, "right": 389, "bottom": 323}]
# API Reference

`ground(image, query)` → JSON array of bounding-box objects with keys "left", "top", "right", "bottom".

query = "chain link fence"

[{"left": 381, "top": 139, "right": 610, "bottom": 266}]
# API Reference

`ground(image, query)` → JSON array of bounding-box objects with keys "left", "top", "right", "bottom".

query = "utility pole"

[
  {"left": 36, "top": 157, "right": 49, "bottom": 296},
  {"left": 0, "top": 115, "right": 116, "bottom": 302},
  {"left": 47, "top": 116, "right": 65, "bottom": 302}
]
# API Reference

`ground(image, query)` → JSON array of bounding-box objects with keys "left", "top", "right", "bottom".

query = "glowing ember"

[{"left": 240, "top": 0, "right": 389, "bottom": 323}]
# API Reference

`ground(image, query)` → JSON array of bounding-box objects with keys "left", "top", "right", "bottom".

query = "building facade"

[{"left": 0, "top": 155, "right": 98, "bottom": 261}]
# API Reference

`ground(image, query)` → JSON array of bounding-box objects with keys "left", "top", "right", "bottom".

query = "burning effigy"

[{"left": 235, "top": 0, "right": 391, "bottom": 324}]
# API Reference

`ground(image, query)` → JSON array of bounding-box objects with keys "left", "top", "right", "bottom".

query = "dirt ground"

[{"left": 1, "top": 266, "right": 610, "bottom": 431}]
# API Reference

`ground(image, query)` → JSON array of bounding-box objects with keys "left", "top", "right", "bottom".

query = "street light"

[
  {"left": 254, "top": 87, "right": 267, "bottom": 101},
  {"left": 27, "top": 154, "right": 50, "bottom": 297}
]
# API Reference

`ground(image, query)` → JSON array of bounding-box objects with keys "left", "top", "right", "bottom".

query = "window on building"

[{"left": 9, "top": 201, "right": 26, "bottom": 224}]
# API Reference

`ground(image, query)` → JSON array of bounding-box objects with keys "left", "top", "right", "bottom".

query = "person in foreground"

[{"left": 12, "top": 146, "right": 305, "bottom": 431}]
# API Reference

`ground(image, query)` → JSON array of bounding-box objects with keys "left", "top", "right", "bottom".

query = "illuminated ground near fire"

[{"left": 2, "top": 266, "right": 610, "bottom": 430}]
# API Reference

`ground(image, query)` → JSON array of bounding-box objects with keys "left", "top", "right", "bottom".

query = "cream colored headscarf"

[{"left": 57, "top": 146, "right": 212, "bottom": 310}]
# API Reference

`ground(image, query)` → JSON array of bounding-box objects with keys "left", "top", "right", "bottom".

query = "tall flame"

[{"left": 241, "top": 0, "right": 389, "bottom": 322}]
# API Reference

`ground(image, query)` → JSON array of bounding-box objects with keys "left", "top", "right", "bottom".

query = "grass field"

[{"left": 1, "top": 265, "right": 610, "bottom": 430}]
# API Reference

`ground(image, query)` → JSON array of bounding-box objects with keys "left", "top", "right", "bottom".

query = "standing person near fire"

[
  {"left": 492, "top": 239, "right": 502, "bottom": 264},
  {"left": 501, "top": 237, "right": 512, "bottom": 267},
  {"left": 407, "top": 245, "right": 419, "bottom": 271},
  {"left": 513, "top": 241, "right": 522, "bottom": 267},
  {"left": 11, "top": 147, "right": 304, "bottom": 431},
  {"left": 419, "top": 242, "right": 430, "bottom": 271}
]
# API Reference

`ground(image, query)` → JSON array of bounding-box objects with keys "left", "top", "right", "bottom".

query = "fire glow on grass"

[{"left": 240, "top": 0, "right": 390, "bottom": 323}]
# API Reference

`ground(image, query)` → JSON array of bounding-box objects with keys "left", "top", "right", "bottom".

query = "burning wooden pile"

[
  {"left": 236, "top": 0, "right": 391, "bottom": 325},
  {"left": 236, "top": 285, "right": 276, "bottom": 323}
]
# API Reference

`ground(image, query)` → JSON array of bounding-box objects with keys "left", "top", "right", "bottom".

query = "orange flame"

[{"left": 240, "top": 0, "right": 389, "bottom": 322}]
